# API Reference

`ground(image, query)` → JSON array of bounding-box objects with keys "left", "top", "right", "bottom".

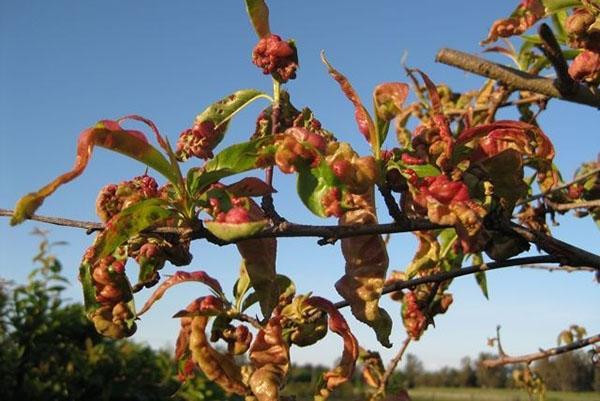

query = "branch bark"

[
  {"left": 435, "top": 48, "right": 600, "bottom": 109},
  {"left": 482, "top": 333, "right": 600, "bottom": 368},
  {"left": 333, "top": 255, "right": 562, "bottom": 309}
]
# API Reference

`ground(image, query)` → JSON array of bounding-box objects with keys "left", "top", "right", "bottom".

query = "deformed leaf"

[
  {"left": 204, "top": 219, "right": 268, "bottom": 242},
  {"left": 188, "top": 314, "right": 248, "bottom": 395},
  {"left": 321, "top": 52, "right": 376, "bottom": 145},
  {"left": 336, "top": 191, "right": 393, "bottom": 348},
  {"left": 94, "top": 198, "right": 173, "bottom": 260},
  {"left": 196, "top": 89, "right": 270, "bottom": 133},
  {"left": 245, "top": 0, "right": 271, "bottom": 38},
  {"left": 138, "top": 270, "right": 224, "bottom": 316},
  {"left": 187, "top": 137, "right": 271, "bottom": 196},
  {"left": 226, "top": 177, "right": 275, "bottom": 198},
  {"left": 11, "top": 119, "right": 178, "bottom": 225},
  {"left": 306, "top": 296, "right": 359, "bottom": 400},
  {"left": 297, "top": 159, "right": 345, "bottom": 218},
  {"left": 249, "top": 316, "right": 290, "bottom": 401}
]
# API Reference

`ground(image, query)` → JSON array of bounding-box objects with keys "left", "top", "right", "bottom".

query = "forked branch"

[{"left": 435, "top": 48, "right": 600, "bottom": 109}]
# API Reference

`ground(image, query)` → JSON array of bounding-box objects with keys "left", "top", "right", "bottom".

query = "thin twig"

[
  {"left": 333, "top": 255, "right": 561, "bottom": 309},
  {"left": 517, "top": 167, "right": 600, "bottom": 206},
  {"left": 378, "top": 184, "right": 405, "bottom": 223},
  {"left": 519, "top": 264, "right": 596, "bottom": 273},
  {"left": 445, "top": 94, "right": 549, "bottom": 117},
  {"left": 538, "top": 23, "right": 577, "bottom": 96},
  {"left": 435, "top": 48, "right": 600, "bottom": 109},
  {"left": 483, "top": 333, "right": 600, "bottom": 368},
  {"left": 377, "top": 338, "right": 411, "bottom": 397},
  {"left": 546, "top": 199, "right": 600, "bottom": 212}
]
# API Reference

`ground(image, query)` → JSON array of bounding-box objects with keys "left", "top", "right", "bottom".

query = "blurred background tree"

[{"left": 0, "top": 230, "right": 236, "bottom": 401}]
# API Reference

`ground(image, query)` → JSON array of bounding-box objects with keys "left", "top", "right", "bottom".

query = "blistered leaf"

[
  {"left": 11, "top": 119, "right": 178, "bottom": 225},
  {"left": 373, "top": 82, "right": 410, "bottom": 145},
  {"left": 321, "top": 52, "right": 376, "bottom": 144},
  {"left": 236, "top": 200, "right": 278, "bottom": 318},
  {"left": 189, "top": 314, "right": 248, "bottom": 395},
  {"left": 245, "top": 0, "right": 271, "bottom": 38},
  {"left": 307, "top": 296, "right": 359, "bottom": 399},
  {"left": 406, "top": 232, "right": 440, "bottom": 278},
  {"left": 197, "top": 89, "right": 270, "bottom": 133},
  {"left": 249, "top": 317, "right": 290, "bottom": 401},
  {"left": 204, "top": 219, "right": 268, "bottom": 242},
  {"left": 79, "top": 249, "right": 137, "bottom": 339},
  {"left": 241, "top": 274, "right": 295, "bottom": 313},
  {"left": 138, "top": 270, "right": 223, "bottom": 316},
  {"left": 187, "top": 137, "right": 270, "bottom": 196},
  {"left": 94, "top": 198, "right": 173, "bottom": 260},
  {"left": 297, "top": 159, "right": 345, "bottom": 217},
  {"left": 336, "top": 191, "right": 392, "bottom": 347},
  {"left": 226, "top": 177, "right": 275, "bottom": 198}
]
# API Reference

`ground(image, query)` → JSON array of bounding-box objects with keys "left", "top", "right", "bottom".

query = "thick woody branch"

[
  {"left": 483, "top": 333, "right": 600, "bottom": 368},
  {"left": 508, "top": 223, "right": 600, "bottom": 269},
  {"left": 435, "top": 48, "right": 600, "bottom": 109}
]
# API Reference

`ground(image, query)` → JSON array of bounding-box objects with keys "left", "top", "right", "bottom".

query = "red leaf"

[
  {"left": 321, "top": 52, "right": 376, "bottom": 144},
  {"left": 138, "top": 271, "right": 223, "bottom": 316}
]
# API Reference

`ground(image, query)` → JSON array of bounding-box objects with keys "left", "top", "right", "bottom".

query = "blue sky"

[{"left": 0, "top": 1, "right": 598, "bottom": 370}]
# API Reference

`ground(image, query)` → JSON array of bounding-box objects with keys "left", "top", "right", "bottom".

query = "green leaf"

[
  {"left": 95, "top": 198, "right": 173, "bottom": 260},
  {"left": 542, "top": 0, "right": 581, "bottom": 13},
  {"left": 472, "top": 253, "right": 489, "bottom": 299},
  {"left": 188, "top": 137, "right": 270, "bottom": 196},
  {"left": 11, "top": 120, "right": 178, "bottom": 225},
  {"left": 244, "top": 0, "right": 271, "bottom": 38},
  {"left": 233, "top": 264, "right": 252, "bottom": 311},
  {"left": 196, "top": 89, "right": 270, "bottom": 133},
  {"left": 297, "top": 159, "right": 343, "bottom": 217},
  {"left": 240, "top": 274, "right": 296, "bottom": 312},
  {"left": 204, "top": 219, "right": 268, "bottom": 242}
]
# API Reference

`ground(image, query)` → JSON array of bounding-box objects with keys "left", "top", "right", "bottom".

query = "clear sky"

[{"left": 0, "top": 1, "right": 598, "bottom": 370}]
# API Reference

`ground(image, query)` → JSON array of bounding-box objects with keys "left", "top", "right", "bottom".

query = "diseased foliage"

[{"left": 6, "top": 1, "right": 600, "bottom": 400}]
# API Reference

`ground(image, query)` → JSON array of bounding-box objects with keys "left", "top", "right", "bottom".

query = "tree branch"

[
  {"left": 517, "top": 167, "right": 600, "bottom": 206},
  {"left": 538, "top": 23, "right": 577, "bottom": 96},
  {"left": 546, "top": 199, "right": 600, "bottom": 212},
  {"left": 482, "top": 333, "right": 600, "bottom": 368},
  {"left": 0, "top": 208, "right": 446, "bottom": 245},
  {"left": 435, "top": 48, "right": 600, "bottom": 109},
  {"left": 508, "top": 223, "right": 600, "bottom": 269},
  {"left": 378, "top": 338, "right": 411, "bottom": 397},
  {"left": 333, "top": 255, "right": 562, "bottom": 309}
]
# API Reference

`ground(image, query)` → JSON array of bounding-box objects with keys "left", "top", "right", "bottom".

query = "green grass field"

[{"left": 407, "top": 387, "right": 599, "bottom": 401}]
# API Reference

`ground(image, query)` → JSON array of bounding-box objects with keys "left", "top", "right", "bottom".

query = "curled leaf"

[
  {"left": 188, "top": 313, "right": 248, "bottom": 395},
  {"left": 336, "top": 191, "right": 393, "bottom": 347},
  {"left": 374, "top": 83, "right": 410, "bottom": 121},
  {"left": 321, "top": 52, "right": 376, "bottom": 144},
  {"left": 306, "top": 296, "right": 359, "bottom": 399},
  {"left": 204, "top": 219, "right": 268, "bottom": 242},
  {"left": 249, "top": 316, "right": 290, "bottom": 401},
  {"left": 138, "top": 270, "right": 223, "bottom": 316},
  {"left": 236, "top": 200, "right": 278, "bottom": 318},
  {"left": 226, "top": 177, "right": 276, "bottom": 198},
  {"left": 11, "top": 119, "right": 178, "bottom": 225},
  {"left": 481, "top": 0, "right": 545, "bottom": 45}
]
